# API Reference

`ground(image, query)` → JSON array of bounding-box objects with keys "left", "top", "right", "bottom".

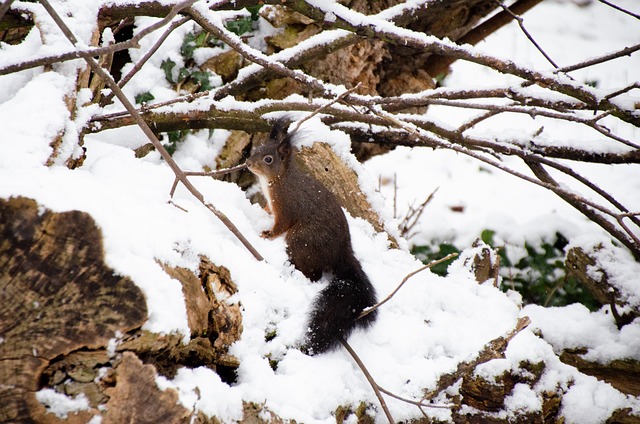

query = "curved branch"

[
  {"left": 0, "top": 0, "right": 233, "bottom": 77},
  {"left": 284, "top": 0, "right": 640, "bottom": 127},
  {"left": 89, "top": 100, "right": 640, "bottom": 165}
]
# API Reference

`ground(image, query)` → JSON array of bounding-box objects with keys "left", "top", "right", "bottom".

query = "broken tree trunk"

[
  {"left": 0, "top": 196, "right": 147, "bottom": 422},
  {"left": 0, "top": 197, "right": 245, "bottom": 422}
]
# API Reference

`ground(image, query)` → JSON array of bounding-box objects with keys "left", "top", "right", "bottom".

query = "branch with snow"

[{"left": 2, "top": 0, "right": 639, "bottom": 421}]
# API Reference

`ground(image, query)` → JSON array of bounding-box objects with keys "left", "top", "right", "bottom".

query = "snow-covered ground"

[{"left": 1, "top": 0, "right": 639, "bottom": 422}]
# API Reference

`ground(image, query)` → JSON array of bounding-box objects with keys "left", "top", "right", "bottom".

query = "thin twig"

[
  {"left": 0, "top": 0, "right": 205, "bottom": 76},
  {"left": 457, "top": 110, "right": 503, "bottom": 133},
  {"left": 598, "top": 0, "right": 640, "bottom": 20},
  {"left": 360, "top": 252, "right": 459, "bottom": 319},
  {"left": 399, "top": 187, "right": 439, "bottom": 240},
  {"left": 603, "top": 82, "right": 640, "bottom": 101},
  {"left": 377, "top": 386, "right": 452, "bottom": 412},
  {"left": 170, "top": 163, "right": 248, "bottom": 197},
  {"left": 39, "top": 0, "right": 263, "bottom": 261},
  {"left": 182, "top": 163, "right": 248, "bottom": 177},
  {"left": 292, "top": 84, "right": 362, "bottom": 134},
  {"left": 557, "top": 42, "right": 640, "bottom": 74},
  {"left": 543, "top": 274, "right": 567, "bottom": 307},
  {"left": 492, "top": 0, "right": 559, "bottom": 68},
  {"left": 340, "top": 338, "right": 395, "bottom": 424},
  {"left": 101, "top": 15, "right": 191, "bottom": 106}
]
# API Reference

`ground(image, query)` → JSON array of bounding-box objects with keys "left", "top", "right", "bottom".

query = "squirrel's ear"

[
  {"left": 271, "top": 117, "right": 293, "bottom": 159},
  {"left": 276, "top": 137, "right": 291, "bottom": 159}
]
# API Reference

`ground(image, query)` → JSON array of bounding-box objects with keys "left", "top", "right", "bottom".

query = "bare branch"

[
  {"left": 557, "top": 42, "right": 640, "bottom": 74},
  {"left": 39, "top": 0, "right": 263, "bottom": 262},
  {"left": 360, "top": 253, "right": 459, "bottom": 319},
  {"left": 492, "top": 0, "right": 559, "bottom": 68},
  {"left": 340, "top": 338, "right": 395, "bottom": 424},
  {"left": 598, "top": 0, "right": 640, "bottom": 20},
  {"left": 100, "top": 15, "right": 191, "bottom": 106},
  {"left": 286, "top": 0, "right": 640, "bottom": 126},
  {"left": 182, "top": 163, "right": 248, "bottom": 177}
]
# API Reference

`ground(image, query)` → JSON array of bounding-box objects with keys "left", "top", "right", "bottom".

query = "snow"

[
  {"left": 0, "top": 71, "right": 69, "bottom": 168},
  {"left": 525, "top": 303, "right": 640, "bottom": 363},
  {"left": 1, "top": 0, "right": 639, "bottom": 422},
  {"left": 560, "top": 377, "right": 630, "bottom": 424},
  {"left": 567, "top": 235, "right": 640, "bottom": 310},
  {"left": 35, "top": 389, "right": 90, "bottom": 419},
  {"left": 157, "top": 367, "right": 245, "bottom": 421}
]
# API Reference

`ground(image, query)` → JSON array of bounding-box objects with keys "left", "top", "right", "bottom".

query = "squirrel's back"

[{"left": 246, "top": 119, "right": 378, "bottom": 354}]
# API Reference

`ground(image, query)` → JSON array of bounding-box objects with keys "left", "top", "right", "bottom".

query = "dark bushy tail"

[{"left": 303, "top": 273, "right": 377, "bottom": 355}]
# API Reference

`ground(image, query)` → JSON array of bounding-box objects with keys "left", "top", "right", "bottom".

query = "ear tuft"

[
  {"left": 270, "top": 117, "right": 292, "bottom": 143},
  {"left": 270, "top": 117, "right": 296, "bottom": 159}
]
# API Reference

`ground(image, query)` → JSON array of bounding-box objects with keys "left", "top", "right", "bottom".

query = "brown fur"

[{"left": 246, "top": 119, "right": 378, "bottom": 353}]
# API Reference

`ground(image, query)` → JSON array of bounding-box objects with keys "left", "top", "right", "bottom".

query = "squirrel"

[{"left": 246, "top": 119, "right": 378, "bottom": 354}]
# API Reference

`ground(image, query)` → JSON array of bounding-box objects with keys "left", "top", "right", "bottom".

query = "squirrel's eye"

[{"left": 263, "top": 155, "right": 273, "bottom": 164}]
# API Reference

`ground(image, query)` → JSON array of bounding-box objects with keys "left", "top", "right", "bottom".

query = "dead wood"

[
  {"left": 102, "top": 352, "right": 190, "bottom": 424},
  {"left": 560, "top": 350, "right": 640, "bottom": 397},
  {"left": 566, "top": 246, "right": 640, "bottom": 328},
  {"left": 0, "top": 197, "right": 247, "bottom": 422},
  {"left": 296, "top": 142, "right": 396, "bottom": 246},
  {"left": 0, "top": 196, "right": 147, "bottom": 423}
]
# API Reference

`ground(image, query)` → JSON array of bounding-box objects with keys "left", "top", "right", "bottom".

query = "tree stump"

[{"left": 0, "top": 197, "right": 147, "bottom": 422}]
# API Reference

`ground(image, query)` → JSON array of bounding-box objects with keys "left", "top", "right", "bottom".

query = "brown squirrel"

[{"left": 246, "top": 119, "right": 378, "bottom": 354}]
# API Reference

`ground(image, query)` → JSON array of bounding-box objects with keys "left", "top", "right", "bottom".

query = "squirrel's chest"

[{"left": 256, "top": 174, "right": 274, "bottom": 212}]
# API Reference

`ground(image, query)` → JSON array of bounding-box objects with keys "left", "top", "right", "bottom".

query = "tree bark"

[{"left": 0, "top": 197, "right": 147, "bottom": 422}]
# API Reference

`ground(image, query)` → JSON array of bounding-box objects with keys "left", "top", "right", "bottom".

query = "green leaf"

[
  {"left": 162, "top": 130, "right": 188, "bottom": 155},
  {"left": 481, "top": 229, "right": 496, "bottom": 245},
  {"left": 411, "top": 243, "right": 460, "bottom": 277},
  {"left": 190, "top": 71, "right": 213, "bottom": 92},
  {"left": 181, "top": 32, "right": 197, "bottom": 59},
  {"left": 226, "top": 17, "right": 254, "bottom": 36},
  {"left": 177, "top": 67, "right": 191, "bottom": 84},
  {"left": 160, "top": 59, "right": 176, "bottom": 83},
  {"left": 247, "top": 4, "right": 262, "bottom": 21},
  {"left": 585, "top": 79, "right": 599, "bottom": 88},
  {"left": 134, "top": 91, "right": 155, "bottom": 104},
  {"left": 195, "top": 31, "right": 209, "bottom": 47}
]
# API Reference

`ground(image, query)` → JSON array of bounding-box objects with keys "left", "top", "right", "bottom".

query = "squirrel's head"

[{"left": 246, "top": 118, "right": 296, "bottom": 180}]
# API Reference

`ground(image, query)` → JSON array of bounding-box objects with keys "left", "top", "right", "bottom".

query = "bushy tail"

[{"left": 303, "top": 273, "right": 377, "bottom": 355}]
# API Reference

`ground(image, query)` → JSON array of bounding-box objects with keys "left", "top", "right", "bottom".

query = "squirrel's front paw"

[{"left": 261, "top": 230, "right": 275, "bottom": 239}]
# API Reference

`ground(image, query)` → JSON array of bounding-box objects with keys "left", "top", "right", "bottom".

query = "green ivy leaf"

[
  {"left": 181, "top": 33, "right": 197, "bottom": 59},
  {"left": 190, "top": 71, "right": 213, "bottom": 92},
  {"left": 247, "top": 4, "right": 262, "bottom": 21},
  {"left": 226, "top": 17, "right": 254, "bottom": 36},
  {"left": 134, "top": 91, "right": 155, "bottom": 104},
  {"left": 412, "top": 243, "right": 459, "bottom": 277},
  {"left": 177, "top": 67, "right": 190, "bottom": 84},
  {"left": 195, "top": 31, "right": 209, "bottom": 47},
  {"left": 160, "top": 59, "right": 176, "bottom": 83}
]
